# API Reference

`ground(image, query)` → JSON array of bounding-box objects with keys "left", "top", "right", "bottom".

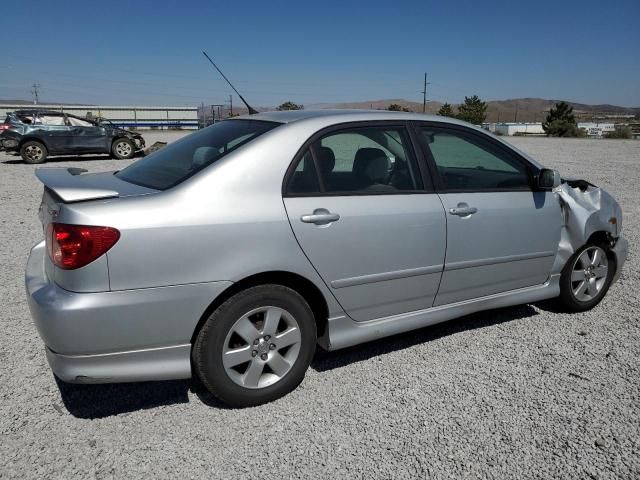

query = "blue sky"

[{"left": 1, "top": 0, "right": 639, "bottom": 107}]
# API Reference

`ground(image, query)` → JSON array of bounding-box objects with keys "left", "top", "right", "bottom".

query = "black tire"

[
  {"left": 193, "top": 285, "right": 317, "bottom": 408},
  {"left": 20, "top": 140, "right": 48, "bottom": 164},
  {"left": 558, "top": 243, "right": 615, "bottom": 312},
  {"left": 111, "top": 137, "right": 135, "bottom": 159}
]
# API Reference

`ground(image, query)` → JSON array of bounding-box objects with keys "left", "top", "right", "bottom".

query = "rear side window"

[
  {"left": 116, "top": 120, "right": 279, "bottom": 190},
  {"left": 420, "top": 127, "right": 531, "bottom": 191},
  {"left": 287, "top": 150, "right": 321, "bottom": 194},
  {"left": 286, "top": 126, "right": 424, "bottom": 195}
]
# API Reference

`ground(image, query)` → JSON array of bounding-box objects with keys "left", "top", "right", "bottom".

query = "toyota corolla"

[{"left": 25, "top": 110, "right": 628, "bottom": 407}]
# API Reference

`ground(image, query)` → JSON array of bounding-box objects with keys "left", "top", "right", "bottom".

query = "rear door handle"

[
  {"left": 449, "top": 205, "right": 478, "bottom": 216},
  {"left": 301, "top": 208, "right": 340, "bottom": 225}
]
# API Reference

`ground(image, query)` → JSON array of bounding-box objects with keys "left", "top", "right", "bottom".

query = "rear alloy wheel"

[
  {"left": 112, "top": 138, "right": 135, "bottom": 159},
  {"left": 559, "top": 243, "right": 615, "bottom": 312},
  {"left": 193, "top": 285, "right": 316, "bottom": 407},
  {"left": 20, "top": 141, "right": 48, "bottom": 164}
]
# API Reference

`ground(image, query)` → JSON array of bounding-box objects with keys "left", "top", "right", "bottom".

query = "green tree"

[
  {"left": 387, "top": 103, "right": 411, "bottom": 112},
  {"left": 437, "top": 102, "right": 455, "bottom": 117},
  {"left": 277, "top": 101, "right": 304, "bottom": 111},
  {"left": 542, "top": 101, "right": 579, "bottom": 137},
  {"left": 456, "top": 95, "right": 487, "bottom": 124}
]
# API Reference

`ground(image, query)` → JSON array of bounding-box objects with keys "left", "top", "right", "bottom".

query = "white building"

[
  {"left": 494, "top": 123, "right": 545, "bottom": 136},
  {"left": 0, "top": 104, "right": 199, "bottom": 130},
  {"left": 577, "top": 122, "right": 616, "bottom": 137}
]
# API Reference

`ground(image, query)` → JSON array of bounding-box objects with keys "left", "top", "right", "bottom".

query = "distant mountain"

[
  {"left": 485, "top": 98, "right": 640, "bottom": 122},
  {"left": 322, "top": 97, "right": 639, "bottom": 122},
  {"left": 308, "top": 99, "right": 445, "bottom": 114},
  {"left": 4, "top": 97, "right": 638, "bottom": 123},
  {"left": 0, "top": 99, "right": 95, "bottom": 106},
  {"left": 0, "top": 99, "right": 38, "bottom": 105}
]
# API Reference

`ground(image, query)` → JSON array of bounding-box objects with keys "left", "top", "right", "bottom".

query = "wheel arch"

[
  {"left": 586, "top": 230, "right": 618, "bottom": 266},
  {"left": 190, "top": 270, "right": 330, "bottom": 345},
  {"left": 19, "top": 136, "right": 50, "bottom": 150}
]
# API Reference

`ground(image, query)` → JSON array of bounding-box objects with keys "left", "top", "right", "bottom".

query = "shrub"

[{"left": 604, "top": 126, "right": 632, "bottom": 139}]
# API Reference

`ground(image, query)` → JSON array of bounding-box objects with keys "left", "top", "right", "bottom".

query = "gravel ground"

[{"left": 1, "top": 133, "right": 638, "bottom": 479}]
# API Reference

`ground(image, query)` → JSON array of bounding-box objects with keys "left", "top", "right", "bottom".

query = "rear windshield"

[{"left": 116, "top": 119, "right": 279, "bottom": 190}]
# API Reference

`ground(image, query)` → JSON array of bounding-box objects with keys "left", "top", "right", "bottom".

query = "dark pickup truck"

[{"left": 0, "top": 110, "right": 145, "bottom": 163}]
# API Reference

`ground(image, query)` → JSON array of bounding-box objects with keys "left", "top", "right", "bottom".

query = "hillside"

[
  {"left": 322, "top": 98, "right": 640, "bottom": 122},
  {"left": 3, "top": 97, "right": 638, "bottom": 123}
]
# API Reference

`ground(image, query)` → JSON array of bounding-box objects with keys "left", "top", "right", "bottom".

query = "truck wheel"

[
  {"left": 112, "top": 138, "right": 135, "bottom": 159},
  {"left": 193, "top": 285, "right": 317, "bottom": 408},
  {"left": 20, "top": 141, "right": 48, "bottom": 164},
  {"left": 558, "top": 243, "right": 615, "bottom": 312}
]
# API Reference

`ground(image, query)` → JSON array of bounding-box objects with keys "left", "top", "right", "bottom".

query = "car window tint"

[
  {"left": 420, "top": 128, "right": 530, "bottom": 191},
  {"left": 116, "top": 120, "right": 279, "bottom": 190},
  {"left": 286, "top": 150, "right": 320, "bottom": 194},
  {"left": 313, "top": 127, "right": 423, "bottom": 194}
]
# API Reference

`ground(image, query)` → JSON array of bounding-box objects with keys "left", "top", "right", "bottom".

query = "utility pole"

[
  {"left": 210, "top": 104, "right": 223, "bottom": 124},
  {"left": 514, "top": 104, "right": 519, "bottom": 123},
  {"left": 31, "top": 83, "right": 41, "bottom": 104},
  {"left": 229, "top": 94, "right": 233, "bottom": 117},
  {"left": 421, "top": 73, "right": 430, "bottom": 113}
]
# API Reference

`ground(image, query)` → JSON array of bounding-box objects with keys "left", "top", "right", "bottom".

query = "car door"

[
  {"left": 283, "top": 123, "right": 446, "bottom": 322},
  {"left": 33, "top": 113, "right": 73, "bottom": 154},
  {"left": 416, "top": 123, "right": 562, "bottom": 306},
  {"left": 66, "top": 115, "right": 109, "bottom": 153}
]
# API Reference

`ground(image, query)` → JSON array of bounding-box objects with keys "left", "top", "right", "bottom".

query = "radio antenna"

[{"left": 202, "top": 51, "right": 258, "bottom": 115}]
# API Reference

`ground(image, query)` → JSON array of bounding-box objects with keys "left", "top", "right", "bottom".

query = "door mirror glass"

[{"left": 538, "top": 168, "right": 561, "bottom": 189}]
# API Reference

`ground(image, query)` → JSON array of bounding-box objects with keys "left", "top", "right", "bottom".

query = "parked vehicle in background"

[
  {"left": 0, "top": 110, "right": 145, "bottom": 163},
  {"left": 25, "top": 110, "right": 628, "bottom": 407}
]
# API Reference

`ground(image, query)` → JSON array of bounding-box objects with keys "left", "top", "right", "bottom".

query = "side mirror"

[{"left": 538, "top": 168, "right": 561, "bottom": 190}]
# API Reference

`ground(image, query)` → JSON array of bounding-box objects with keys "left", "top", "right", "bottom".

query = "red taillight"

[
  {"left": 46, "top": 223, "right": 120, "bottom": 270},
  {"left": 0, "top": 124, "right": 10, "bottom": 131}
]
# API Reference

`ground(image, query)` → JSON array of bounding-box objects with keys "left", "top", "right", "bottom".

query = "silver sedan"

[{"left": 26, "top": 110, "right": 628, "bottom": 407}]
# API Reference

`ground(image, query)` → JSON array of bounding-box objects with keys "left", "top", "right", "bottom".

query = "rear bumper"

[
  {"left": 26, "top": 241, "right": 232, "bottom": 383},
  {"left": 45, "top": 345, "right": 191, "bottom": 383},
  {"left": 0, "top": 136, "right": 19, "bottom": 151}
]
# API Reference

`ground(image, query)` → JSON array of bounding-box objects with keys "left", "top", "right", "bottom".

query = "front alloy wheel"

[
  {"left": 559, "top": 243, "right": 615, "bottom": 312},
  {"left": 112, "top": 138, "right": 135, "bottom": 159},
  {"left": 570, "top": 246, "right": 609, "bottom": 302}
]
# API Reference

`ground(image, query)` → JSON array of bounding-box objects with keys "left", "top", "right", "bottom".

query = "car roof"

[
  {"left": 13, "top": 109, "right": 65, "bottom": 116},
  {"left": 236, "top": 109, "right": 472, "bottom": 127},
  {"left": 235, "top": 109, "right": 544, "bottom": 170}
]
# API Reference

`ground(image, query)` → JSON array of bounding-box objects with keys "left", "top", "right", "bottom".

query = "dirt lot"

[{"left": 1, "top": 134, "right": 638, "bottom": 479}]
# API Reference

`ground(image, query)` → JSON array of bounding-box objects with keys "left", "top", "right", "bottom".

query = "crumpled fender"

[{"left": 550, "top": 181, "right": 622, "bottom": 274}]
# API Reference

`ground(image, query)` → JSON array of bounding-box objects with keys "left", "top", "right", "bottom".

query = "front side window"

[
  {"left": 117, "top": 119, "right": 279, "bottom": 190},
  {"left": 286, "top": 126, "right": 423, "bottom": 195},
  {"left": 420, "top": 127, "right": 531, "bottom": 191},
  {"left": 67, "top": 116, "right": 94, "bottom": 127}
]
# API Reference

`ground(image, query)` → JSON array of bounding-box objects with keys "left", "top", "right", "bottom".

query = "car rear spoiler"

[{"left": 35, "top": 167, "right": 120, "bottom": 203}]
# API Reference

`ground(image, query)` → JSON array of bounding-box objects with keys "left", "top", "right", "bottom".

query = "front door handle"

[
  {"left": 449, "top": 204, "right": 478, "bottom": 216},
  {"left": 301, "top": 208, "right": 340, "bottom": 225}
]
